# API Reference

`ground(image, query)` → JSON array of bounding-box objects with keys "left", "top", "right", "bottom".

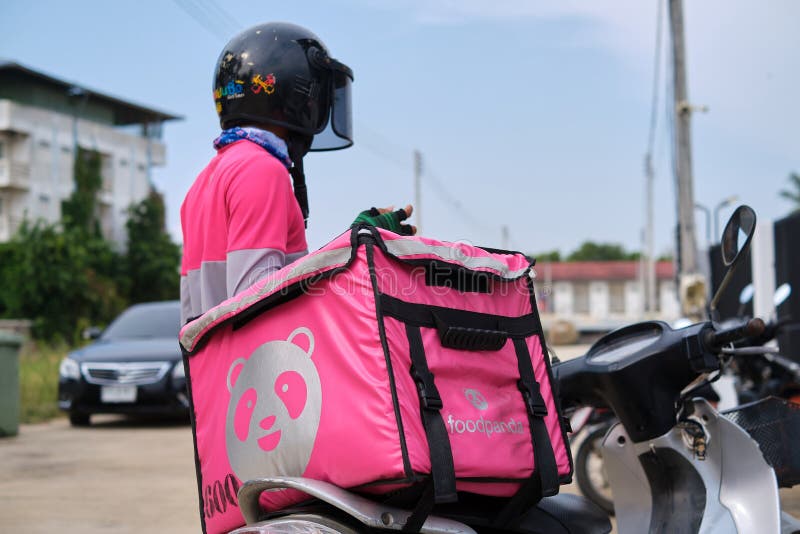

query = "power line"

[
  {"left": 169, "top": 1, "right": 507, "bottom": 245},
  {"left": 195, "top": 0, "right": 242, "bottom": 36},
  {"left": 172, "top": 0, "right": 231, "bottom": 41},
  {"left": 645, "top": 0, "right": 665, "bottom": 158}
]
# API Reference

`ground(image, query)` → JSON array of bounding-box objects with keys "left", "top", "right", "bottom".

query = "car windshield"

[{"left": 101, "top": 304, "right": 180, "bottom": 340}]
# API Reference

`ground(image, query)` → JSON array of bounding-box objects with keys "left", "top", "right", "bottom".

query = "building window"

[
  {"left": 573, "top": 282, "right": 590, "bottom": 314},
  {"left": 0, "top": 141, "right": 4, "bottom": 159},
  {"left": 38, "top": 139, "right": 50, "bottom": 149},
  {"left": 609, "top": 281, "right": 626, "bottom": 314},
  {"left": 100, "top": 154, "right": 114, "bottom": 195}
]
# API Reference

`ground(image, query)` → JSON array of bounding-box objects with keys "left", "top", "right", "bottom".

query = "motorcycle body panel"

[{"left": 603, "top": 399, "right": 780, "bottom": 534}]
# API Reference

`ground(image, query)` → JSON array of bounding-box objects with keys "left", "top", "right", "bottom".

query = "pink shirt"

[{"left": 180, "top": 140, "right": 308, "bottom": 323}]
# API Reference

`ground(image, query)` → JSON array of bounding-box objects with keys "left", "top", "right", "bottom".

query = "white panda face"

[{"left": 225, "top": 327, "right": 321, "bottom": 482}]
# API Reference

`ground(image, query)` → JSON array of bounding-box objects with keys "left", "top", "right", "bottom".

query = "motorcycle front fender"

[{"left": 602, "top": 399, "right": 780, "bottom": 534}]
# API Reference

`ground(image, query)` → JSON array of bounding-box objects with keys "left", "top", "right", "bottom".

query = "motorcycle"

[
  {"left": 556, "top": 205, "right": 800, "bottom": 533},
  {"left": 730, "top": 282, "right": 799, "bottom": 405},
  {"left": 226, "top": 206, "right": 799, "bottom": 533},
  {"left": 569, "top": 247, "right": 798, "bottom": 522},
  {"left": 567, "top": 407, "right": 616, "bottom": 516}
]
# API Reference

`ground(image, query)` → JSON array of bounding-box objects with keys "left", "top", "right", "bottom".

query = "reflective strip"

[
  {"left": 383, "top": 239, "right": 530, "bottom": 279},
  {"left": 180, "top": 246, "right": 353, "bottom": 351}
]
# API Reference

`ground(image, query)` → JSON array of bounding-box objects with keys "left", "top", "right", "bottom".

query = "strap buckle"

[
  {"left": 518, "top": 380, "right": 548, "bottom": 418},
  {"left": 411, "top": 365, "right": 443, "bottom": 411}
]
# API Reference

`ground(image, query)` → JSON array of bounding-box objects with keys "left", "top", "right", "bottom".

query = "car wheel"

[
  {"left": 69, "top": 413, "right": 90, "bottom": 427},
  {"left": 575, "top": 425, "right": 615, "bottom": 515}
]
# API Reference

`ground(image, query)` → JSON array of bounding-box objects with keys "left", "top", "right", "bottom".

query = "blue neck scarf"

[{"left": 213, "top": 127, "right": 292, "bottom": 169}]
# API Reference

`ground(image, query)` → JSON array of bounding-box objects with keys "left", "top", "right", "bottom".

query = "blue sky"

[{"left": 1, "top": 0, "right": 797, "bottom": 257}]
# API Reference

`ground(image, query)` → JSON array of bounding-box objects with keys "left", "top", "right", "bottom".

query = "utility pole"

[
  {"left": 668, "top": 0, "right": 702, "bottom": 315},
  {"left": 501, "top": 225, "right": 510, "bottom": 250},
  {"left": 414, "top": 150, "right": 422, "bottom": 232},
  {"left": 644, "top": 154, "right": 657, "bottom": 314}
]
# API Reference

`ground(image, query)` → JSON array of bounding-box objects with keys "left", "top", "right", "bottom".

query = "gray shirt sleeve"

[{"left": 226, "top": 247, "right": 288, "bottom": 297}]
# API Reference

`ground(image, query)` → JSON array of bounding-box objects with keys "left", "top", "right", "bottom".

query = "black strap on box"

[
  {"left": 402, "top": 323, "right": 458, "bottom": 532},
  {"left": 492, "top": 337, "right": 559, "bottom": 528}
]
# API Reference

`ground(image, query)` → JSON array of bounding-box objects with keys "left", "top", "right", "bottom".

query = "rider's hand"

[{"left": 353, "top": 204, "right": 416, "bottom": 235}]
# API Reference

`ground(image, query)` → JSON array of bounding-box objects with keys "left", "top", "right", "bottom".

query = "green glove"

[{"left": 352, "top": 207, "right": 414, "bottom": 235}]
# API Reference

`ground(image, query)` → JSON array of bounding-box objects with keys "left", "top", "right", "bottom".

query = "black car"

[{"left": 58, "top": 300, "right": 187, "bottom": 426}]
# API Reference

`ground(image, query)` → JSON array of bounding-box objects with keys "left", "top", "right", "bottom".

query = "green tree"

[
  {"left": 0, "top": 147, "right": 125, "bottom": 341},
  {"left": 530, "top": 250, "right": 562, "bottom": 262},
  {"left": 779, "top": 172, "right": 800, "bottom": 213},
  {"left": 566, "top": 241, "right": 640, "bottom": 262},
  {"left": 0, "top": 151, "right": 181, "bottom": 341},
  {"left": 0, "top": 221, "right": 94, "bottom": 341},
  {"left": 124, "top": 189, "right": 181, "bottom": 303},
  {"left": 61, "top": 148, "right": 103, "bottom": 236}
]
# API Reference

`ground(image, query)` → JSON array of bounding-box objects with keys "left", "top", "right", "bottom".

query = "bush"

[
  {"left": 0, "top": 221, "right": 124, "bottom": 342},
  {"left": 19, "top": 341, "right": 66, "bottom": 423}
]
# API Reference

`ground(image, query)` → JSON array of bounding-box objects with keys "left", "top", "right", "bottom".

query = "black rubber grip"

[
  {"left": 706, "top": 318, "right": 766, "bottom": 349},
  {"left": 438, "top": 325, "right": 508, "bottom": 351}
]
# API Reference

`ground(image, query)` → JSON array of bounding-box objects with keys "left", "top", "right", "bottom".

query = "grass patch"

[{"left": 19, "top": 341, "right": 68, "bottom": 423}]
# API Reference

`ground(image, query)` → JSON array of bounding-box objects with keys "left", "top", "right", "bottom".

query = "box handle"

[{"left": 432, "top": 312, "right": 508, "bottom": 351}]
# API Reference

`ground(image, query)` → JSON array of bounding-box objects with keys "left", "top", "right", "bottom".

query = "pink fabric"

[
  {"left": 179, "top": 140, "right": 308, "bottom": 322},
  {"left": 181, "top": 229, "right": 571, "bottom": 534},
  {"left": 180, "top": 140, "right": 307, "bottom": 273}
]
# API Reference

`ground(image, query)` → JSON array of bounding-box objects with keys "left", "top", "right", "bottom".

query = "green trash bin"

[{"left": 0, "top": 332, "right": 23, "bottom": 437}]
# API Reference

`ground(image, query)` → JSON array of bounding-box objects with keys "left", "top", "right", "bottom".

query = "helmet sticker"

[
  {"left": 251, "top": 73, "right": 276, "bottom": 95},
  {"left": 214, "top": 80, "right": 246, "bottom": 101}
]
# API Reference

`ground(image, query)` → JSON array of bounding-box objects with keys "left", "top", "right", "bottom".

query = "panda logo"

[{"left": 225, "top": 327, "right": 321, "bottom": 482}]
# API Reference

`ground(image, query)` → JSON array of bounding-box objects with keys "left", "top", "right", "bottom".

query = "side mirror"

[
  {"left": 710, "top": 205, "right": 757, "bottom": 315},
  {"left": 721, "top": 205, "right": 756, "bottom": 266},
  {"left": 82, "top": 326, "right": 103, "bottom": 341}
]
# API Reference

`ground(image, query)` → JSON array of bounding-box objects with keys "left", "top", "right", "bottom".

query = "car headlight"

[
  {"left": 59, "top": 358, "right": 81, "bottom": 380},
  {"left": 171, "top": 360, "right": 186, "bottom": 380}
]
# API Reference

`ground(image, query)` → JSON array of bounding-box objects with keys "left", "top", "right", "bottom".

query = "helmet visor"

[{"left": 310, "top": 62, "right": 353, "bottom": 151}]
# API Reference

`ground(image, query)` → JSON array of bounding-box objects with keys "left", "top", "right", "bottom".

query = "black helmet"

[{"left": 213, "top": 22, "right": 353, "bottom": 152}]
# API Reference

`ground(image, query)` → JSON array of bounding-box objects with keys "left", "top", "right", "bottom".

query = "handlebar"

[{"left": 705, "top": 318, "right": 766, "bottom": 350}]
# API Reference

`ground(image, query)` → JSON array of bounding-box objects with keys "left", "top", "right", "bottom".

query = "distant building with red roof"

[{"left": 534, "top": 260, "right": 680, "bottom": 326}]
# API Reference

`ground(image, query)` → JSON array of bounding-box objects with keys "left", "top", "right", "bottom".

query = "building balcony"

[{"left": 0, "top": 161, "right": 31, "bottom": 190}]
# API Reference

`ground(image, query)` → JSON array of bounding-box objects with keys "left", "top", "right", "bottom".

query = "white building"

[
  {"left": 0, "top": 61, "right": 180, "bottom": 244},
  {"left": 535, "top": 260, "right": 681, "bottom": 332}
]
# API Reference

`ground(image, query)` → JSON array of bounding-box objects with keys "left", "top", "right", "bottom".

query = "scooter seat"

[
  {"left": 431, "top": 491, "right": 612, "bottom": 533},
  {"left": 523, "top": 493, "right": 612, "bottom": 534}
]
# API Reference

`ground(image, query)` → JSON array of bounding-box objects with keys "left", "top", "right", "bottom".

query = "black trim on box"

[
  {"left": 365, "top": 240, "right": 414, "bottom": 479},
  {"left": 182, "top": 350, "right": 211, "bottom": 534},
  {"left": 379, "top": 293, "right": 539, "bottom": 341},
  {"left": 528, "top": 277, "right": 575, "bottom": 484},
  {"left": 405, "top": 323, "right": 458, "bottom": 504},
  {"left": 375, "top": 289, "right": 562, "bottom": 527}
]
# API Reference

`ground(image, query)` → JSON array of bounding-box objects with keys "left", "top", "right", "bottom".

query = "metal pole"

[
  {"left": 668, "top": 0, "right": 699, "bottom": 277},
  {"left": 694, "top": 202, "right": 711, "bottom": 246},
  {"left": 645, "top": 155, "right": 656, "bottom": 313},
  {"left": 413, "top": 150, "right": 422, "bottom": 233}
]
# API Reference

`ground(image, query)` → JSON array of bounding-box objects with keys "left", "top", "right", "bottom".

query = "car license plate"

[{"left": 101, "top": 385, "right": 137, "bottom": 403}]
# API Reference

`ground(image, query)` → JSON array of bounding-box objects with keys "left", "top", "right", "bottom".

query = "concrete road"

[
  {"left": 2, "top": 344, "right": 800, "bottom": 533},
  {"left": 0, "top": 415, "right": 201, "bottom": 534}
]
